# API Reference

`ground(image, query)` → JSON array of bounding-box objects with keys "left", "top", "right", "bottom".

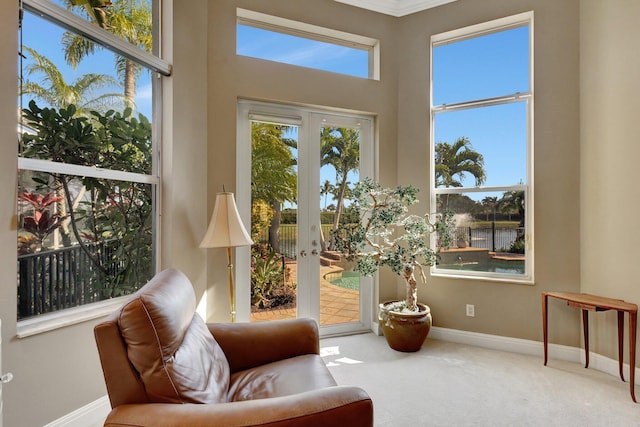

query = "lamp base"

[{"left": 227, "top": 247, "right": 236, "bottom": 323}]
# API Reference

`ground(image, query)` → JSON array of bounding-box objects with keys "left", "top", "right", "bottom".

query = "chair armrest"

[
  {"left": 104, "top": 386, "right": 373, "bottom": 427},
  {"left": 208, "top": 318, "right": 319, "bottom": 372}
]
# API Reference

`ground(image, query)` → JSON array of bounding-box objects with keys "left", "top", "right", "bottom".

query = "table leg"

[
  {"left": 582, "top": 309, "right": 589, "bottom": 368},
  {"left": 618, "top": 311, "right": 625, "bottom": 381},
  {"left": 542, "top": 294, "right": 548, "bottom": 365},
  {"left": 629, "top": 311, "right": 637, "bottom": 403}
]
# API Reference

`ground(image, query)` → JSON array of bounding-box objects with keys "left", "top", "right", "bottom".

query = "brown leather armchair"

[{"left": 94, "top": 268, "right": 373, "bottom": 427}]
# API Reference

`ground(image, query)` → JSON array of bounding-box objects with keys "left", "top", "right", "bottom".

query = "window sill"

[
  {"left": 431, "top": 269, "right": 534, "bottom": 285},
  {"left": 16, "top": 297, "right": 128, "bottom": 338}
]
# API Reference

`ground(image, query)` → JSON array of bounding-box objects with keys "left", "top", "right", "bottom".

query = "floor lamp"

[{"left": 200, "top": 191, "right": 253, "bottom": 322}]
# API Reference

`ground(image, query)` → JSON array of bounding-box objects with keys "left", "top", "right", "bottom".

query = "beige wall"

[
  {"left": 1, "top": 0, "right": 637, "bottom": 424},
  {"left": 580, "top": 0, "right": 640, "bottom": 361},
  {"left": 160, "top": 0, "right": 209, "bottom": 312}
]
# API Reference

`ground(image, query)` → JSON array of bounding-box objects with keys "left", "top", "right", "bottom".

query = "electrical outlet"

[{"left": 466, "top": 304, "right": 475, "bottom": 317}]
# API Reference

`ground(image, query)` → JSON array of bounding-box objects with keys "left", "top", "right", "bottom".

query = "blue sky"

[
  {"left": 237, "top": 24, "right": 369, "bottom": 79},
  {"left": 20, "top": 7, "right": 153, "bottom": 118},
  {"left": 432, "top": 25, "right": 529, "bottom": 192}
]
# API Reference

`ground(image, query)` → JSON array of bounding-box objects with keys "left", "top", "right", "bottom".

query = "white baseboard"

[
  {"left": 430, "top": 326, "right": 640, "bottom": 385},
  {"left": 43, "top": 395, "right": 110, "bottom": 427},
  {"left": 49, "top": 327, "right": 640, "bottom": 425}
]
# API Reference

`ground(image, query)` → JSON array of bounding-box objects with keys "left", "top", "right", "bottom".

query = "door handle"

[
  {"left": 1, "top": 372, "right": 13, "bottom": 384},
  {"left": 311, "top": 249, "right": 319, "bottom": 256},
  {"left": 299, "top": 250, "right": 307, "bottom": 258}
]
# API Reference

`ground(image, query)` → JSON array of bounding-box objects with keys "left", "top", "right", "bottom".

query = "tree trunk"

[
  {"left": 330, "top": 172, "right": 349, "bottom": 249},
  {"left": 124, "top": 59, "right": 136, "bottom": 110},
  {"left": 443, "top": 194, "right": 450, "bottom": 211},
  {"left": 268, "top": 199, "right": 281, "bottom": 253},
  {"left": 319, "top": 221, "right": 327, "bottom": 252},
  {"left": 55, "top": 178, "right": 72, "bottom": 247},
  {"left": 402, "top": 266, "right": 418, "bottom": 312}
]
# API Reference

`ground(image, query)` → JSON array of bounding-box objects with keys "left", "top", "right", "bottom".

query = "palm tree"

[
  {"left": 251, "top": 123, "right": 297, "bottom": 252},
  {"left": 68, "top": 0, "right": 111, "bottom": 29},
  {"left": 320, "top": 179, "right": 334, "bottom": 211},
  {"left": 481, "top": 196, "right": 498, "bottom": 222},
  {"left": 499, "top": 190, "right": 526, "bottom": 251},
  {"left": 321, "top": 127, "right": 360, "bottom": 242},
  {"left": 21, "top": 47, "right": 122, "bottom": 114},
  {"left": 498, "top": 190, "right": 525, "bottom": 227},
  {"left": 435, "top": 137, "right": 486, "bottom": 209},
  {"left": 62, "top": 0, "right": 152, "bottom": 110}
]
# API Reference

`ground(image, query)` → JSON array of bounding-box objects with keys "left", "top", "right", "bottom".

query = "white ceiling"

[{"left": 334, "top": 0, "right": 458, "bottom": 17}]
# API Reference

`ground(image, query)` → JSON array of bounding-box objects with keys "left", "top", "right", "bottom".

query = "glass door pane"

[
  {"left": 249, "top": 121, "right": 298, "bottom": 322},
  {"left": 318, "top": 124, "right": 362, "bottom": 326}
]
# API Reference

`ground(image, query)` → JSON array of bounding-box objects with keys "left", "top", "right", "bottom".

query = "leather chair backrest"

[{"left": 95, "top": 268, "right": 230, "bottom": 407}]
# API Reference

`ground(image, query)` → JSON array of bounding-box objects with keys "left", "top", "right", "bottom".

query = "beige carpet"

[{"left": 320, "top": 333, "right": 639, "bottom": 427}]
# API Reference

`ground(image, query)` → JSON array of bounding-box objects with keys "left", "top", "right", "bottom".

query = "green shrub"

[
  {"left": 250, "top": 244, "right": 296, "bottom": 309},
  {"left": 508, "top": 238, "right": 525, "bottom": 254}
]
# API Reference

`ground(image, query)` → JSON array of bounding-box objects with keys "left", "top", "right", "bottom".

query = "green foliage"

[
  {"left": 280, "top": 210, "right": 297, "bottom": 224},
  {"left": 437, "top": 193, "right": 477, "bottom": 214},
  {"left": 251, "top": 244, "right": 295, "bottom": 309},
  {"left": 21, "top": 101, "right": 100, "bottom": 163},
  {"left": 63, "top": 0, "right": 153, "bottom": 108},
  {"left": 435, "top": 137, "right": 486, "bottom": 188},
  {"left": 508, "top": 237, "right": 526, "bottom": 254},
  {"left": 19, "top": 101, "right": 153, "bottom": 298},
  {"left": 280, "top": 210, "right": 358, "bottom": 225},
  {"left": 20, "top": 46, "right": 123, "bottom": 114},
  {"left": 321, "top": 127, "right": 360, "bottom": 237},
  {"left": 251, "top": 200, "right": 274, "bottom": 241},
  {"left": 498, "top": 190, "right": 526, "bottom": 227},
  {"left": 251, "top": 123, "right": 297, "bottom": 205}
]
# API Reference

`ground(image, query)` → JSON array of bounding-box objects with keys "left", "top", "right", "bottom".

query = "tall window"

[
  {"left": 17, "top": 0, "right": 169, "bottom": 324},
  {"left": 430, "top": 12, "right": 533, "bottom": 283}
]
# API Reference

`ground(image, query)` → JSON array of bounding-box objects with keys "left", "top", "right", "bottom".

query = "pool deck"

[{"left": 250, "top": 264, "right": 361, "bottom": 325}]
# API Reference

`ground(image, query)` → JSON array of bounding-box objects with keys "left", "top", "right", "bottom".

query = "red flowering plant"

[{"left": 18, "top": 191, "right": 68, "bottom": 252}]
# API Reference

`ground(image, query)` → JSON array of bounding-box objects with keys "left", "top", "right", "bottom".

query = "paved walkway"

[{"left": 250, "top": 264, "right": 360, "bottom": 325}]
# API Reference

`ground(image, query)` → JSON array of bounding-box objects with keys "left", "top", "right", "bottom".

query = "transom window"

[
  {"left": 430, "top": 12, "right": 534, "bottom": 283},
  {"left": 236, "top": 8, "right": 379, "bottom": 80},
  {"left": 17, "top": 0, "right": 169, "bottom": 328}
]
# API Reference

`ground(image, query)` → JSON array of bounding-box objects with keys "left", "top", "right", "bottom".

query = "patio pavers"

[{"left": 250, "top": 264, "right": 360, "bottom": 325}]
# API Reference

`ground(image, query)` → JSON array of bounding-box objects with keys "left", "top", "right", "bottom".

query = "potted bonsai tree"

[{"left": 333, "top": 178, "right": 454, "bottom": 352}]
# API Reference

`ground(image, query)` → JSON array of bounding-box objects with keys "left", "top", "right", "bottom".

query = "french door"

[{"left": 236, "top": 101, "right": 374, "bottom": 336}]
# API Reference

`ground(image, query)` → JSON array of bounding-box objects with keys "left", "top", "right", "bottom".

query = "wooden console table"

[{"left": 542, "top": 291, "right": 638, "bottom": 402}]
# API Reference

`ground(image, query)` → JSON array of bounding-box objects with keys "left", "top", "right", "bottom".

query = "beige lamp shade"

[{"left": 200, "top": 192, "right": 253, "bottom": 248}]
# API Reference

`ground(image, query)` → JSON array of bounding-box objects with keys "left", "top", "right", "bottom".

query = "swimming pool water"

[
  {"left": 438, "top": 260, "right": 525, "bottom": 275},
  {"left": 328, "top": 271, "right": 361, "bottom": 290}
]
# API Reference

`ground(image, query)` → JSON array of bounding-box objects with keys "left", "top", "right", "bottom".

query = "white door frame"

[
  {"left": 0, "top": 319, "right": 13, "bottom": 427},
  {"left": 236, "top": 100, "right": 376, "bottom": 336},
  {"left": 0, "top": 319, "right": 3, "bottom": 427}
]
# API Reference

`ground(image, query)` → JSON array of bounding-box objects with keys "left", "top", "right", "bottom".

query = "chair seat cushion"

[{"left": 228, "top": 354, "right": 337, "bottom": 402}]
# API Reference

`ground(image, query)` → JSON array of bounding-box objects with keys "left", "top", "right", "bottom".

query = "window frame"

[
  {"left": 429, "top": 12, "right": 534, "bottom": 284},
  {"left": 16, "top": 0, "right": 169, "bottom": 336}
]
